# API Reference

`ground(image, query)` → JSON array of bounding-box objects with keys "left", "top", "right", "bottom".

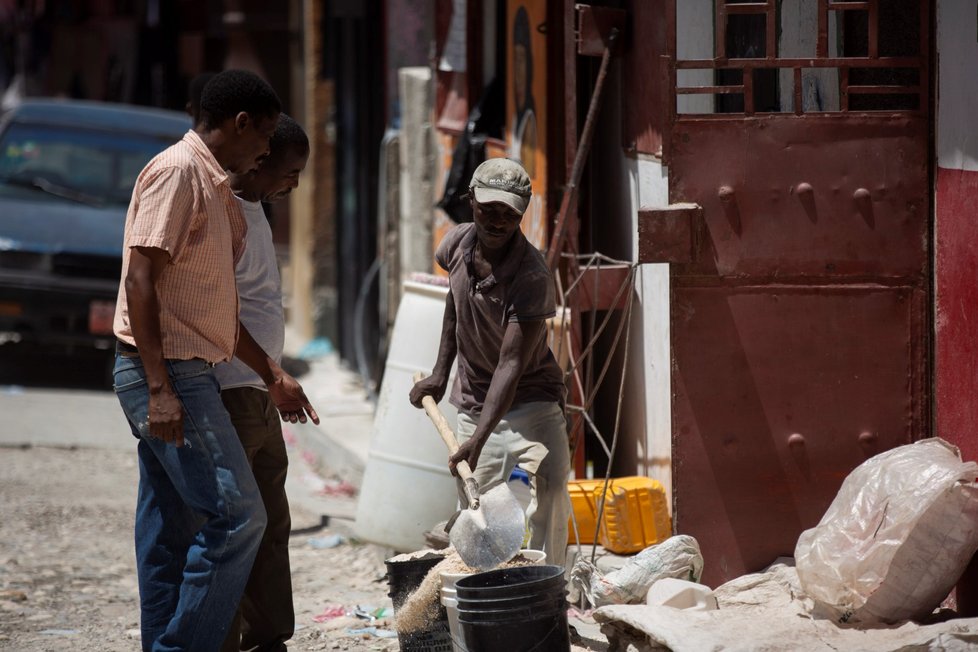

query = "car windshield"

[{"left": 0, "top": 122, "right": 177, "bottom": 207}]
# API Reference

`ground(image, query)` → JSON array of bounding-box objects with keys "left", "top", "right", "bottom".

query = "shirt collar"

[
  {"left": 461, "top": 225, "right": 528, "bottom": 294},
  {"left": 182, "top": 130, "right": 229, "bottom": 186}
]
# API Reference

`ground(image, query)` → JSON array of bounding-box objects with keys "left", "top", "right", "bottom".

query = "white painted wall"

[
  {"left": 623, "top": 154, "right": 673, "bottom": 510},
  {"left": 588, "top": 58, "right": 672, "bottom": 510},
  {"left": 937, "top": 0, "right": 978, "bottom": 172}
]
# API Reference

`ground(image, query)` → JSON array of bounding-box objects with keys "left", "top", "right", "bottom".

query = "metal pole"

[{"left": 545, "top": 28, "right": 619, "bottom": 271}]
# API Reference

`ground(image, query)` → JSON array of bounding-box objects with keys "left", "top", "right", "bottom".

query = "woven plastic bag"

[
  {"left": 795, "top": 437, "right": 978, "bottom": 624},
  {"left": 571, "top": 534, "right": 704, "bottom": 608}
]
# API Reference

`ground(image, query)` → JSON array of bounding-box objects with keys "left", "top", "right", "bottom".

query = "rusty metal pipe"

[{"left": 545, "top": 28, "right": 619, "bottom": 271}]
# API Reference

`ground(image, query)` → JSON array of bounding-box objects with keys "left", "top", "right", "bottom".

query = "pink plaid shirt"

[{"left": 113, "top": 130, "right": 246, "bottom": 363}]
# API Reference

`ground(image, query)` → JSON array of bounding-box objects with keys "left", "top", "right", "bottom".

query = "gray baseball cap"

[{"left": 469, "top": 158, "right": 532, "bottom": 215}]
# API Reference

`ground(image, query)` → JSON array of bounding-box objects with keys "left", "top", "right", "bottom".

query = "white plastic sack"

[
  {"left": 571, "top": 534, "right": 704, "bottom": 608},
  {"left": 795, "top": 437, "right": 978, "bottom": 624}
]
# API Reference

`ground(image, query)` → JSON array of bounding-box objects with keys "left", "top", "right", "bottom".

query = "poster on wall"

[
  {"left": 507, "top": 0, "right": 548, "bottom": 250},
  {"left": 431, "top": 0, "right": 550, "bottom": 271}
]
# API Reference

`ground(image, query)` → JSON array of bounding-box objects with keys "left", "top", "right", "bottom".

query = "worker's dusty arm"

[
  {"left": 449, "top": 319, "right": 546, "bottom": 473},
  {"left": 126, "top": 246, "right": 185, "bottom": 446},
  {"left": 410, "top": 288, "right": 458, "bottom": 407},
  {"left": 235, "top": 322, "right": 320, "bottom": 425}
]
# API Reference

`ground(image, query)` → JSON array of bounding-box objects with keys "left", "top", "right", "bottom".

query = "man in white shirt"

[{"left": 217, "top": 114, "right": 309, "bottom": 652}]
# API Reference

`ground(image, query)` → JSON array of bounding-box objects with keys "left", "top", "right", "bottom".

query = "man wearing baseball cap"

[{"left": 410, "top": 157, "right": 571, "bottom": 566}]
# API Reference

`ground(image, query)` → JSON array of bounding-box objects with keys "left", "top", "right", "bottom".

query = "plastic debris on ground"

[
  {"left": 318, "top": 479, "right": 357, "bottom": 497},
  {"left": 299, "top": 470, "right": 358, "bottom": 498},
  {"left": 345, "top": 626, "right": 398, "bottom": 638},
  {"left": 312, "top": 604, "right": 348, "bottom": 622},
  {"left": 354, "top": 605, "right": 392, "bottom": 621},
  {"left": 312, "top": 603, "right": 395, "bottom": 636},
  {"left": 308, "top": 534, "right": 346, "bottom": 549},
  {"left": 296, "top": 337, "right": 334, "bottom": 360},
  {"left": 571, "top": 534, "right": 705, "bottom": 608}
]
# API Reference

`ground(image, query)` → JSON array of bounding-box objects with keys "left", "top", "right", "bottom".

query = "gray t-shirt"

[
  {"left": 214, "top": 197, "right": 284, "bottom": 391},
  {"left": 436, "top": 223, "right": 564, "bottom": 414}
]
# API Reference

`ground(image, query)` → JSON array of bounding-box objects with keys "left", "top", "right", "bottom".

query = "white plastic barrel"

[{"left": 354, "top": 279, "right": 461, "bottom": 551}]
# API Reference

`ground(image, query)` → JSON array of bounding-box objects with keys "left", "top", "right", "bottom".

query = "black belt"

[
  {"left": 114, "top": 341, "right": 217, "bottom": 368},
  {"left": 116, "top": 340, "right": 139, "bottom": 357}
]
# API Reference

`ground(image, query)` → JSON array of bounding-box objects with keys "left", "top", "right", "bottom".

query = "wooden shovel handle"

[{"left": 413, "top": 372, "right": 480, "bottom": 509}]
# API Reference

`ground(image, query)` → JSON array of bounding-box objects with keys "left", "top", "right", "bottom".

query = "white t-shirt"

[{"left": 214, "top": 197, "right": 285, "bottom": 391}]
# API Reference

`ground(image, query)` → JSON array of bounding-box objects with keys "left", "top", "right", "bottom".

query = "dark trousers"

[{"left": 219, "top": 387, "right": 294, "bottom": 652}]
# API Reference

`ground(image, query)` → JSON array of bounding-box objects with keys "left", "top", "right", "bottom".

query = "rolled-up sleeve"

[{"left": 435, "top": 223, "right": 469, "bottom": 272}]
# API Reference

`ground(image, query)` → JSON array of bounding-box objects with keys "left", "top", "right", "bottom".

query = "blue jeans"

[{"left": 114, "top": 354, "right": 268, "bottom": 652}]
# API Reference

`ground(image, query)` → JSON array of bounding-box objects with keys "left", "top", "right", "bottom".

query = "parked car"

[{"left": 0, "top": 99, "right": 190, "bottom": 352}]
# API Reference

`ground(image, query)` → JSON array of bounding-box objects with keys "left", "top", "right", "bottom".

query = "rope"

[
  {"left": 590, "top": 275, "right": 637, "bottom": 565},
  {"left": 552, "top": 254, "right": 640, "bottom": 573}
]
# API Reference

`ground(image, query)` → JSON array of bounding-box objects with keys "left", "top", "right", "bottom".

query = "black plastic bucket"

[
  {"left": 455, "top": 565, "right": 570, "bottom": 652},
  {"left": 385, "top": 555, "right": 453, "bottom": 652}
]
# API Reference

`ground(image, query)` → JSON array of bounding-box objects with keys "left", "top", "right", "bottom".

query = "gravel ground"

[
  {"left": 0, "top": 444, "right": 398, "bottom": 652},
  {"left": 0, "top": 444, "right": 607, "bottom": 651}
]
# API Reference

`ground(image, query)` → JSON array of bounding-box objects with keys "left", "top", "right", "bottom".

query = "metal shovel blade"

[{"left": 449, "top": 483, "right": 526, "bottom": 571}]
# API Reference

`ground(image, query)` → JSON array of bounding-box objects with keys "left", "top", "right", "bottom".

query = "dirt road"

[
  {"left": 0, "top": 441, "right": 607, "bottom": 652},
  {"left": 0, "top": 443, "right": 400, "bottom": 651}
]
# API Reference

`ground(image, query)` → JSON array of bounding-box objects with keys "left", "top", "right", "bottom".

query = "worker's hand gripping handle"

[{"left": 413, "top": 372, "right": 480, "bottom": 510}]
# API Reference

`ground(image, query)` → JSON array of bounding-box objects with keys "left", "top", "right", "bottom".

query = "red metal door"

[{"left": 665, "top": 0, "right": 930, "bottom": 586}]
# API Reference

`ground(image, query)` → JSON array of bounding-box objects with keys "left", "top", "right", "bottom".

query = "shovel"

[{"left": 414, "top": 372, "right": 526, "bottom": 570}]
